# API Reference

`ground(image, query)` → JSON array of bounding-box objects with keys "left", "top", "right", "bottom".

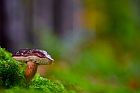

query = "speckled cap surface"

[{"left": 13, "top": 48, "right": 54, "bottom": 64}]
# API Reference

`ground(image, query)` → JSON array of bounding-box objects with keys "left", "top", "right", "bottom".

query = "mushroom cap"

[{"left": 12, "top": 48, "right": 54, "bottom": 65}]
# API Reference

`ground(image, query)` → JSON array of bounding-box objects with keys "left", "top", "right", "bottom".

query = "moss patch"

[{"left": 0, "top": 48, "right": 65, "bottom": 93}]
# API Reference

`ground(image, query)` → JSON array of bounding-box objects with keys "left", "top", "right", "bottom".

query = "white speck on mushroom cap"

[{"left": 40, "top": 50, "right": 54, "bottom": 61}]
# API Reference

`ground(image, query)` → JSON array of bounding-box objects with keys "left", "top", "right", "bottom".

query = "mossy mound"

[
  {"left": 0, "top": 48, "right": 23, "bottom": 88},
  {"left": 29, "top": 74, "right": 65, "bottom": 93},
  {"left": 0, "top": 48, "right": 65, "bottom": 92}
]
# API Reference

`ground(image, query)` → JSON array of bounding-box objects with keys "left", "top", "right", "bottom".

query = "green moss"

[
  {"left": 0, "top": 48, "right": 23, "bottom": 88},
  {"left": 0, "top": 48, "right": 65, "bottom": 93},
  {"left": 29, "top": 74, "right": 65, "bottom": 93}
]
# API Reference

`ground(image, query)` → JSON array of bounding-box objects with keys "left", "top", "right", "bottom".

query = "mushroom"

[{"left": 12, "top": 48, "right": 54, "bottom": 81}]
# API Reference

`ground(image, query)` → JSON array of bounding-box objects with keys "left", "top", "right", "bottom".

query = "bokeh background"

[{"left": 0, "top": 0, "right": 140, "bottom": 93}]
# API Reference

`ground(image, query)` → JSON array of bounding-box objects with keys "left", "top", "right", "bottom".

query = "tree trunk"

[
  {"left": 5, "top": 0, "right": 28, "bottom": 51},
  {"left": 0, "top": 0, "right": 8, "bottom": 49}
]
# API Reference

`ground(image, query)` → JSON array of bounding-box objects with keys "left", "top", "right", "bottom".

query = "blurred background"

[{"left": 0, "top": 0, "right": 140, "bottom": 93}]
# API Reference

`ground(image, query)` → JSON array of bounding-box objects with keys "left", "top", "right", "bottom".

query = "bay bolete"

[{"left": 12, "top": 48, "right": 54, "bottom": 81}]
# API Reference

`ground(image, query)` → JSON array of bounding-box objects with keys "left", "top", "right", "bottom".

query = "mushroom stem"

[{"left": 25, "top": 61, "right": 38, "bottom": 81}]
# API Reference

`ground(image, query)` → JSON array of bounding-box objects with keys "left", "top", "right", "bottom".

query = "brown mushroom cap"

[{"left": 12, "top": 48, "right": 54, "bottom": 65}]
